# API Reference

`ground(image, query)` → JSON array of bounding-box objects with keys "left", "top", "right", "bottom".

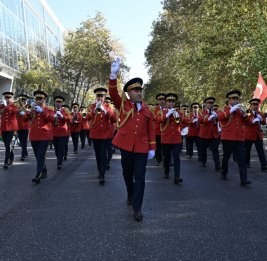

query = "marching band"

[{"left": 1, "top": 60, "right": 267, "bottom": 222}]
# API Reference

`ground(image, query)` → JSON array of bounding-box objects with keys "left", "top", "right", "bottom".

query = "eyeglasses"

[
  {"left": 4, "top": 96, "right": 11, "bottom": 99},
  {"left": 97, "top": 94, "right": 104, "bottom": 97},
  {"left": 35, "top": 97, "right": 43, "bottom": 101}
]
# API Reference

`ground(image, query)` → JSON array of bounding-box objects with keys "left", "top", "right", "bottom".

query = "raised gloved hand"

[
  {"left": 174, "top": 111, "right": 180, "bottom": 118},
  {"left": 3, "top": 100, "right": 7, "bottom": 107},
  {"left": 35, "top": 105, "right": 43, "bottom": 113},
  {"left": 256, "top": 114, "right": 262, "bottom": 121},
  {"left": 208, "top": 114, "right": 215, "bottom": 121},
  {"left": 148, "top": 150, "right": 155, "bottom": 160},
  {"left": 110, "top": 57, "right": 121, "bottom": 80},
  {"left": 212, "top": 111, "right": 217, "bottom": 117},
  {"left": 19, "top": 111, "right": 25, "bottom": 116},
  {"left": 230, "top": 104, "right": 240, "bottom": 114},
  {"left": 166, "top": 108, "right": 175, "bottom": 118},
  {"left": 253, "top": 118, "right": 260, "bottom": 124},
  {"left": 193, "top": 118, "right": 198, "bottom": 123},
  {"left": 56, "top": 110, "right": 63, "bottom": 118}
]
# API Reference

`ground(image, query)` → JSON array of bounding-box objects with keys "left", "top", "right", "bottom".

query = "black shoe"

[
  {"left": 81, "top": 145, "right": 85, "bottom": 149},
  {"left": 245, "top": 164, "right": 250, "bottom": 168},
  {"left": 169, "top": 163, "right": 174, "bottom": 167},
  {"left": 261, "top": 165, "right": 267, "bottom": 171},
  {"left": 57, "top": 165, "right": 62, "bottom": 170},
  {"left": 74, "top": 151, "right": 77, "bottom": 154},
  {"left": 241, "top": 180, "right": 251, "bottom": 186},
  {"left": 200, "top": 162, "right": 206, "bottom": 167},
  {"left": 221, "top": 174, "right": 228, "bottom": 181},
  {"left": 3, "top": 164, "right": 8, "bottom": 169},
  {"left": 9, "top": 160, "right": 14, "bottom": 165},
  {"left": 215, "top": 166, "right": 221, "bottom": 171},
  {"left": 99, "top": 177, "right": 105, "bottom": 185},
  {"left": 174, "top": 177, "right": 183, "bottom": 184},
  {"left": 127, "top": 197, "right": 133, "bottom": 206},
  {"left": 63, "top": 156, "right": 67, "bottom": 161},
  {"left": 32, "top": 177, "right": 41, "bottom": 184},
  {"left": 20, "top": 157, "right": 25, "bottom": 161},
  {"left": 188, "top": 155, "right": 192, "bottom": 159},
  {"left": 106, "top": 165, "right": 110, "bottom": 170},
  {"left": 134, "top": 210, "right": 143, "bottom": 222}
]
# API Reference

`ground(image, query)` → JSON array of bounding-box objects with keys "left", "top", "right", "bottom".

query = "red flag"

[{"left": 253, "top": 72, "right": 267, "bottom": 104}]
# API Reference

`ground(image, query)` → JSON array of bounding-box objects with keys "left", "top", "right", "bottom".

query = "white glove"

[
  {"left": 56, "top": 111, "right": 63, "bottom": 118},
  {"left": 54, "top": 114, "right": 57, "bottom": 118},
  {"left": 230, "top": 104, "right": 240, "bottom": 114},
  {"left": 208, "top": 114, "right": 215, "bottom": 121},
  {"left": 212, "top": 111, "right": 217, "bottom": 117},
  {"left": 102, "top": 108, "right": 107, "bottom": 115},
  {"left": 175, "top": 111, "right": 180, "bottom": 118},
  {"left": 3, "top": 100, "right": 7, "bottom": 106},
  {"left": 253, "top": 118, "right": 260, "bottom": 124},
  {"left": 256, "top": 114, "right": 262, "bottom": 121},
  {"left": 166, "top": 108, "right": 175, "bottom": 118},
  {"left": 193, "top": 118, "right": 198, "bottom": 123},
  {"left": 35, "top": 105, "right": 43, "bottom": 113},
  {"left": 110, "top": 57, "right": 121, "bottom": 80},
  {"left": 148, "top": 150, "right": 155, "bottom": 160},
  {"left": 19, "top": 111, "right": 25, "bottom": 116}
]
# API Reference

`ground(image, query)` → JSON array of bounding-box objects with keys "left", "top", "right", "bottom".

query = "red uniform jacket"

[
  {"left": 52, "top": 108, "right": 70, "bottom": 137},
  {"left": 109, "top": 79, "right": 156, "bottom": 153},
  {"left": 188, "top": 112, "right": 200, "bottom": 137},
  {"left": 87, "top": 103, "right": 116, "bottom": 139},
  {"left": 244, "top": 111, "right": 266, "bottom": 141},
  {"left": 154, "top": 105, "right": 164, "bottom": 136},
  {"left": 198, "top": 109, "right": 219, "bottom": 139},
  {"left": 25, "top": 106, "right": 54, "bottom": 141},
  {"left": 0, "top": 103, "right": 18, "bottom": 131},
  {"left": 69, "top": 112, "right": 82, "bottom": 133},
  {"left": 217, "top": 106, "right": 248, "bottom": 141},
  {"left": 156, "top": 108, "right": 188, "bottom": 144},
  {"left": 81, "top": 115, "right": 90, "bottom": 130},
  {"left": 17, "top": 112, "right": 30, "bottom": 130}
]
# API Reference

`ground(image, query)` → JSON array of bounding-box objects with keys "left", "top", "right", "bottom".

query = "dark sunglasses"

[
  {"left": 35, "top": 97, "right": 43, "bottom": 101},
  {"left": 4, "top": 96, "right": 12, "bottom": 99}
]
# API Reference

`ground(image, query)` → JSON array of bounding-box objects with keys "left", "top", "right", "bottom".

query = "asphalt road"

[{"left": 0, "top": 140, "right": 267, "bottom": 261}]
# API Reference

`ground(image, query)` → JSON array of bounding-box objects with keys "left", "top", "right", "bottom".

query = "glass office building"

[{"left": 0, "top": 0, "right": 64, "bottom": 92}]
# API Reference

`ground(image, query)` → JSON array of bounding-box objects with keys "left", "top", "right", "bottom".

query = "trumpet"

[
  {"left": 172, "top": 108, "right": 180, "bottom": 123},
  {"left": 95, "top": 100, "right": 103, "bottom": 114},
  {"left": 82, "top": 112, "right": 87, "bottom": 118}
]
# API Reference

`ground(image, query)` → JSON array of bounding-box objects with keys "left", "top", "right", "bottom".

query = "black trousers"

[
  {"left": 64, "top": 135, "right": 70, "bottom": 157},
  {"left": 245, "top": 139, "right": 267, "bottom": 167},
  {"left": 53, "top": 136, "right": 68, "bottom": 165},
  {"left": 222, "top": 140, "right": 247, "bottom": 181},
  {"left": 17, "top": 129, "right": 29, "bottom": 157},
  {"left": 155, "top": 135, "right": 162, "bottom": 163},
  {"left": 200, "top": 138, "right": 220, "bottom": 168},
  {"left": 31, "top": 140, "right": 49, "bottom": 174},
  {"left": 107, "top": 138, "right": 113, "bottom": 162},
  {"left": 120, "top": 149, "right": 148, "bottom": 211},
  {"left": 2, "top": 131, "right": 14, "bottom": 164},
  {"left": 187, "top": 136, "right": 201, "bottom": 160},
  {"left": 162, "top": 143, "right": 182, "bottom": 178},
  {"left": 80, "top": 129, "right": 89, "bottom": 147},
  {"left": 71, "top": 132, "right": 80, "bottom": 152},
  {"left": 92, "top": 139, "right": 110, "bottom": 178}
]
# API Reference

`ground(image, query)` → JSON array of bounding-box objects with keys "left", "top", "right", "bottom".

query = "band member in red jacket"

[
  {"left": 87, "top": 89, "right": 116, "bottom": 185},
  {"left": 62, "top": 104, "right": 71, "bottom": 160},
  {"left": 24, "top": 90, "right": 54, "bottom": 184},
  {"left": 0, "top": 91, "right": 18, "bottom": 169},
  {"left": 16, "top": 94, "right": 30, "bottom": 161},
  {"left": 154, "top": 93, "right": 166, "bottom": 165},
  {"left": 198, "top": 97, "right": 220, "bottom": 170},
  {"left": 52, "top": 96, "right": 70, "bottom": 170},
  {"left": 109, "top": 58, "right": 155, "bottom": 222},
  {"left": 217, "top": 90, "right": 251, "bottom": 186},
  {"left": 244, "top": 98, "right": 267, "bottom": 171},
  {"left": 79, "top": 106, "right": 90, "bottom": 149},
  {"left": 70, "top": 103, "right": 82, "bottom": 154},
  {"left": 157, "top": 93, "right": 188, "bottom": 183},
  {"left": 187, "top": 102, "right": 201, "bottom": 160}
]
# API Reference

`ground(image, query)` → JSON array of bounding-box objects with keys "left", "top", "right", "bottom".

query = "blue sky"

[{"left": 46, "top": 0, "right": 163, "bottom": 83}]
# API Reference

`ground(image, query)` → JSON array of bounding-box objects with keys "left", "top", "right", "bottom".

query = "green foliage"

[{"left": 145, "top": 0, "right": 267, "bottom": 106}]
